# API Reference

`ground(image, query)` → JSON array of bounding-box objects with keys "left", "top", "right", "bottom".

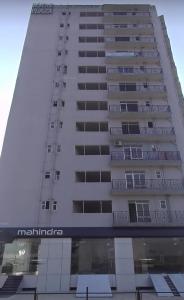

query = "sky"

[{"left": 0, "top": 0, "right": 184, "bottom": 154}]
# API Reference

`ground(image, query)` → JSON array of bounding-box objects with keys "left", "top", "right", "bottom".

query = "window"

[
  {"left": 47, "top": 145, "right": 52, "bottom": 153},
  {"left": 52, "top": 201, "right": 57, "bottom": 211},
  {"left": 78, "top": 51, "right": 105, "bottom": 57},
  {"left": 71, "top": 238, "right": 115, "bottom": 275},
  {"left": 78, "top": 83, "right": 107, "bottom": 90},
  {"left": 119, "top": 83, "right": 136, "bottom": 91},
  {"left": 60, "top": 23, "right": 64, "bottom": 27},
  {"left": 125, "top": 171, "right": 145, "bottom": 189},
  {"left": 56, "top": 65, "right": 61, "bottom": 71},
  {"left": 148, "top": 121, "right": 153, "bottom": 128},
  {"left": 120, "top": 101, "right": 138, "bottom": 112},
  {"left": 115, "top": 37, "right": 130, "bottom": 41},
  {"left": 77, "top": 101, "right": 108, "bottom": 111},
  {"left": 73, "top": 200, "right": 112, "bottom": 213},
  {"left": 160, "top": 200, "right": 167, "bottom": 209},
  {"left": 133, "top": 238, "right": 184, "bottom": 274},
  {"left": 59, "top": 121, "right": 63, "bottom": 128},
  {"left": 53, "top": 101, "right": 58, "bottom": 107},
  {"left": 113, "top": 12, "right": 127, "bottom": 15},
  {"left": 42, "top": 201, "right": 50, "bottom": 210},
  {"left": 79, "top": 36, "right": 104, "bottom": 43},
  {"left": 79, "top": 24, "right": 104, "bottom": 29},
  {"left": 122, "top": 122, "right": 140, "bottom": 134},
  {"left": 57, "top": 145, "right": 61, "bottom": 152},
  {"left": 55, "top": 171, "right": 60, "bottom": 180},
  {"left": 45, "top": 172, "right": 51, "bottom": 179},
  {"left": 75, "top": 171, "right": 111, "bottom": 182},
  {"left": 80, "top": 12, "right": 104, "bottom": 17},
  {"left": 75, "top": 145, "right": 109, "bottom": 155},
  {"left": 123, "top": 145, "right": 143, "bottom": 160},
  {"left": 128, "top": 201, "right": 150, "bottom": 223},
  {"left": 55, "top": 82, "right": 59, "bottom": 88},
  {"left": 76, "top": 122, "right": 108, "bottom": 132},
  {"left": 78, "top": 66, "right": 106, "bottom": 73},
  {"left": 63, "top": 65, "right": 67, "bottom": 74},
  {"left": 58, "top": 51, "right": 61, "bottom": 56},
  {"left": 50, "top": 122, "right": 55, "bottom": 128},
  {"left": 156, "top": 170, "right": 162, "bottom": 179}
]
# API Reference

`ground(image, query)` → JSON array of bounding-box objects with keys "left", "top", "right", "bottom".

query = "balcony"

[
  {"left": 105, "top": 37, "right": 156, "bottom": 50},
  {"left": 109, "top": 104, "right": 170, "bottom": 119},
  {"left": 106, "top": 67, "right": 163, "bottom": 82},
  {"left": 110, "top": 127, "right": 175, "bottom": 142},
  {"left": 104, "top": 24, "right": 154, "bottom": 36},
  {"left": 108, "top": 84, "right": 166, "bottom": 99},
  {"left": 105, "top": 51, "right": 160, "bottom": 65},
  {"left": 113, "top": 210, "right": 184, "bottom": 227},
  {"left": 111, "top": 179, "right": 184, "bottom": 195},
  {"left": 103, "top": 13, "right": 151, "bottom": 24},
  {"left": 110, "top": 151, "right": 181, "bottom": 167}
]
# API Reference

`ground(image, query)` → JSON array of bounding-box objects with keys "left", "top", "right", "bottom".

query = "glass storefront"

[
  {"left": 71, "top": 238, "right": 115, "bottom": 274},
  {"left": 133, "top": 238, "right": 184, "bottom": 274},
  {"left": 0, "top": 239, "right": 40, "bottom": 275}
]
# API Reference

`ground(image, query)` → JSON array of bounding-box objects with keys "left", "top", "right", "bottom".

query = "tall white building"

[{"left": 0, "top": 3, "right": 184, "bottom": 298}]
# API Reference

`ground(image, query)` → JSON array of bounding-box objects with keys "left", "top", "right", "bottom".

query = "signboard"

[{"left": 0, "top": 227, "right": 184, "bottom": 242}]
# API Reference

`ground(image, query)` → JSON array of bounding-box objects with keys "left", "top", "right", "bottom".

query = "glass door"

[
  {"left": 125, "top": 172, "right": 145, "bottom": 189},
  {"left": 129, "top": 201, "right": 151, "bottom": 223}
]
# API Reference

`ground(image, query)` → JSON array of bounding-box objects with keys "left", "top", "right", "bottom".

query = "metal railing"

[
  {"left": 113, "top": 210, "right": 184, "bottom": 226},
  {"left": 112, "top": 179, "right": 184, "bottom": 193},
  {"left": 105, "top": 50, "right": 159, "bottom": 58},
  {"left": 108, "top": 84, "right": 166, "bottom": 92},
  {"left": 105, "top": 37, "right": 155, "bottom": 43},
  {"left": 111, "top": 151, "right": 180, "bottom": 162},
  {"left": 107, "top": 67, "right": 162, "bottom": 74},
  {"left": 109, "top": 104, "right": 170, "bottom": 113},
  {"left": 110, "top": 127, "right": 175, "bottom": 136},
  {"left": 105, "top": 23, "right": 153, "bottom": 29}
]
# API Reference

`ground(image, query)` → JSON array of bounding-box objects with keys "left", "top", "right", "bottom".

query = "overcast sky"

[{"left": 0, "top": 0, "right": 184, "bottom": 154}]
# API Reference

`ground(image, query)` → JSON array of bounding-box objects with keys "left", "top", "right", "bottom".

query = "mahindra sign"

[{"left": 17, "top": 228, "right": 63, "bottom": 237}]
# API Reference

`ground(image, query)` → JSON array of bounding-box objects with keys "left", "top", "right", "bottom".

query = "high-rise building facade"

[{"left": 0, "top": 3, "right": 184, "bottom": 297}]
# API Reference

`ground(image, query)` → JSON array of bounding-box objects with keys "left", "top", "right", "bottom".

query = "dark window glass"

[
  {"left": 87, "top": 51, "right": 97, "bottom": 57},
  {"left": 79, "top": 37, "right": 85, "bottom": 42},
  {"left": 85, "top": 146, "right": 99, "bottom": 155},
  {"left": 75, "top": 146, "right": 85, "bottom": 155},
  {"left": 101, "top": 172, "right": 111, "bottom": 182},
  {"left": 71, "top": 238, "right": 115, "bottom": 274},
  {"left": 84, "top": 201, "right": 101, "bottom": 213},
  {"left": 86, "top": 83, "right": 99, "bottom": 90},
  {"left": 86, "top": 172, "right": 100, "bottom": 182},
  {"left": 99, "top": 122, "right": 108, "bottom": 131},
  {"left": 77, "top": 102, "right": 86, "bottom": 110},
  {"left": 76, "top": 122, "right": 85, "bottom": 131},
  {"left": 100, "top": 146, "right": 110, "bottom": 155},
  {"left": 78, "top": 83, "right": 85, "bottom": 90},
  {"left": 79, "top": 66, "right": 86, "bottom": 73},
  {"left": 133, "top": 238, "right": 184, "bottom": 274},
  {"left": 98, "top": 51, "right": 105, "bottom": 57},
  {"left": 99, "top": 83, "right": 107, "bottom": 90},
  {"left": 102, "top": 201, "right": 112, "bottom": 213},
  {"left": 99, "top": 66, "right": 106, "bottom": 73},
  {"left": 76, "top": 172, "right": 85, "bottom": 182},
  {"left": 73, "top": 201, "right": 83, "bottom": 212},
  {"left": 115, "top": 37, "right": 130, "bottom": 41},
  {"left": 79, "top": 24, "right": 86, "bottom": 29},
  {"left": 85, "top": 122, "right": 99, "bottom": 131},
  {"left": 79, "top": 51, "right": 85, "bottom": 57}
]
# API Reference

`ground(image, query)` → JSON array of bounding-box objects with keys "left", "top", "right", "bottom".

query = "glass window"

[
  {"left": 1, "top": 239, "right": 40, "bottom": 275},
  {"left": 133, "top": 238, "right": 184, "bottom": 274},
  {"left": 71, "top": 239, "right": 115, "bottom": 274}
]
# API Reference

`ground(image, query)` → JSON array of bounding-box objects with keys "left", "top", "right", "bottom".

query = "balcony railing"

[
  {"left": 106, "top": 51, "right": 159, "bottom": 58},
  {"left": 110, "top": 127, "right": 175, "bottom": 136},
  {"left": 105, "top": 24, "right": 153, "bottom": 29},
  {"left": 112, "top": 179, "right": 184, "bottom": 194},
  {"left": 105, "top": 37, "right": 155, "bottom": 43},
  {"left": 108, "top": 84, "right": 166, "bottom": 92},
  {"left": 109, "top": 105, "right": 170, "bottom": 113},
  {"left": 104, "top": 12, "right": 150, "bottom": 17},
  {"left": 113, "top": 210, "right": 184, "bottom": 227},
  {"left": 111, "top": 151, "right": 181, "bottom": 162},
  {"left": 107, "top": 67, "right": 162, "bottom": 74}
]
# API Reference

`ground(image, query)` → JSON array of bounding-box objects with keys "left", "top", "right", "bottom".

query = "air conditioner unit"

[{"left": 114, "top": 140, "right": 123, "bottom": 147}]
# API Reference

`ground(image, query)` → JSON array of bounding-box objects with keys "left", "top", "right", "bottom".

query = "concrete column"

[{"left": 115, "top": 238, "right": 135, "bottom": 292}]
